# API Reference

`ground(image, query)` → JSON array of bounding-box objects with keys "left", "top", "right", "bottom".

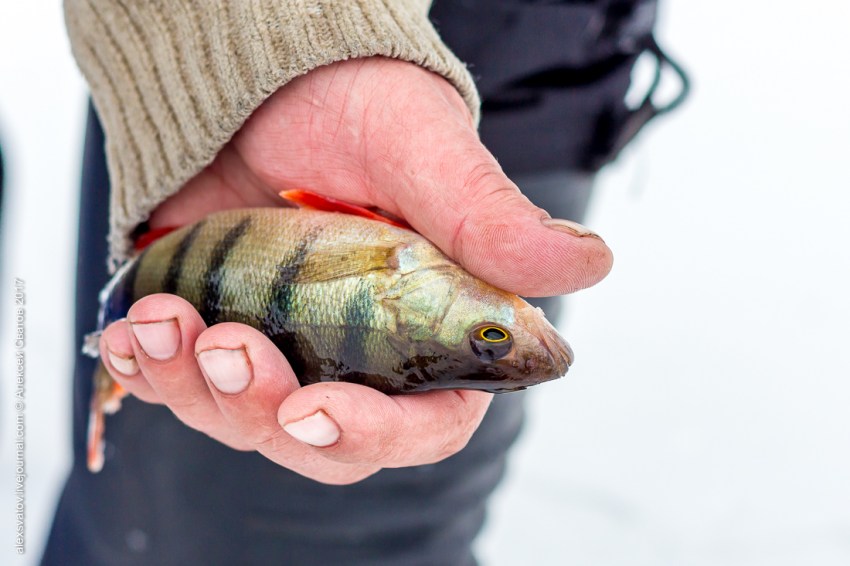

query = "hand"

[{"left": 99, "top": 57, "right": 613, "bottom": 484}]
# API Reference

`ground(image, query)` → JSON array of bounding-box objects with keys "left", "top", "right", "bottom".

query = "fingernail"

[
  {"left": 107, "top": 349, "right": 139, "bottom": 376},
  {"left": 542, "top": 218, "right": 603, "bottom": 240},
  {"left": 282, "top": 411, "right": 340, "bottom": 447},
  {"left": 197, "top": 348, "right": 252, "bottom": 394},
  {"left": 130, "top": 319, "right": 181, "bottom": 360}
]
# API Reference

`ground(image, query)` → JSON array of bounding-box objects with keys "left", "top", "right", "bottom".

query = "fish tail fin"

[{"left": 86, "top": 359, "right": 127, "bottom": 473}]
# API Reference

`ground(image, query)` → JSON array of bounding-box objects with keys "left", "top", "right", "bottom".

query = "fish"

[{"left": 83, "top": 191, "right": 573, "bottom": 472}]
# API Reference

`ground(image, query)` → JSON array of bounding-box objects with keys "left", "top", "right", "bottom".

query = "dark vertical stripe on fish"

[
  {"left": 198, "top": 217, "right": 252, "bottom": 325},
  {"left": 340, "top": 281, "right": 373, "bottom": 372},
  {"left": 162, "top": 221, "right": 205, "bottom": 294},
  {"left": 262, "top": 227, "right": 321, "bottom": 377}
]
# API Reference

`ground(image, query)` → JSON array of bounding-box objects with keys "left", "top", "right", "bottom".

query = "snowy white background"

[{"left": 1, "top": 2, "right": 849, "bottom": 565}]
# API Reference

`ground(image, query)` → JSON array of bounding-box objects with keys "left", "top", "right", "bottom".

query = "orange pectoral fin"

[{"left": 279, "top": 189, "right": 412, "bottom": 230}]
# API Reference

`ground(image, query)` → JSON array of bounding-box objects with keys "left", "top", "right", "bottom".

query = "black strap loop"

[{"left": 584, "top": 35, "right": 690, "bottom": 170}]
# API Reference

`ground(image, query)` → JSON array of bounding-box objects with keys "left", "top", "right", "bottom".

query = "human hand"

[{"left": 99, "top": 57, "right": 613, "bottom": 484}]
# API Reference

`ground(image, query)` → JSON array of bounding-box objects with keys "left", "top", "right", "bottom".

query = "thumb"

[{"left": 377, "top": 127, "right": 613, "bottom": 297}]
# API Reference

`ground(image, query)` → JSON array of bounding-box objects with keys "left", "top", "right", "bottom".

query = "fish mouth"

[{"left": 534, "top": 315, "right": 574, "bottom": 378}]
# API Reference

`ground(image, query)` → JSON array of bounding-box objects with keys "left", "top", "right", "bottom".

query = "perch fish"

[{"left": 83, "top": 192, "right": 573, "bottom": 472}]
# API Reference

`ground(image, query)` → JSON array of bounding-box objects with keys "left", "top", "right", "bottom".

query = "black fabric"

[{"left": 431, "top": 0, "right": 686, "bottom": 173}]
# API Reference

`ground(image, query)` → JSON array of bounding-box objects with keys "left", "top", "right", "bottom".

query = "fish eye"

[{"left": 470, "top": 325, "right": 513, "bottom": 362}]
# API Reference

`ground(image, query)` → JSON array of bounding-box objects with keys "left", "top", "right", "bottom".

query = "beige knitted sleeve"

[{"left": 64, "top": 0, "right": 480, "bottom": 267}]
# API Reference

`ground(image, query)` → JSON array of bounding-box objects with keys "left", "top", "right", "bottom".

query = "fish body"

[{"left": 84, "top": 206, "right": 573, "bottom": 470}]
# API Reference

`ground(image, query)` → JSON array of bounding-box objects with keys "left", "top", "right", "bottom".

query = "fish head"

[
  {"left": 391, "top": 270, "right": 573, "bottom": 393},
  {"left": 439, "top": 282, "right": 572, "bottom": 392}
]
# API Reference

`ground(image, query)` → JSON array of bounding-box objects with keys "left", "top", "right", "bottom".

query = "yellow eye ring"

[{"left": 478, "top": 326, "right": 510, "bottom": 343}]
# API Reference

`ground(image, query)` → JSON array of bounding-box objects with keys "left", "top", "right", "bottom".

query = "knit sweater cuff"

[{"left": 64, "top": 0, "right": 480, "bottom": 267}]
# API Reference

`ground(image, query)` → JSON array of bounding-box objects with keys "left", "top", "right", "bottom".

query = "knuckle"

[
  {"left": 170, "top": 402, "right": 222, "bottom": 432},
  {"left": 323, "top": 466, "right": 382, "bottom": 486},
  {"left": 371, "top": 437, "right": 399, "bottom": 463},
  {"left": 165, "top": 394, "right": 206, "bottom": 414},
  {"left": 436, "top": 430, "right": 473, "bottom": 461},
  {"left": 127, "top": 390, "right": 164, "bottom": 406},
  {"left": 128, "top": 293, "right": 195, "bottom": 324},
  {"left": 329, "top": 428, "right": 401, "bottom": 466},
  {"left": 254, "top": 427, "right": 293, "bottom": 453},
  {"left": 211, "top": 433, "right": 255, "bottom": 452},
  {"left": 449, "top": 166, "right": 524, "bottom": 262},
  {"left": 102, "top": 320, "right": 129, "bottom": 342},
  {"left": 460, "top": 162, "right": 517, "bottom": 205},
  {"left": 430, "top": 394, "right": 487, "bottom": 461}
]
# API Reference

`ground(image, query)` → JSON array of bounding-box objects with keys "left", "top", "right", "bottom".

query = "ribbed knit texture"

[{"left": 64, "top": 0, "right": 480, "bottom": 268}]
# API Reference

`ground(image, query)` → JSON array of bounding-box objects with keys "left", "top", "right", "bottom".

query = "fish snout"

[{"left": 533, "top": 320, "right": 574, "bottom": 379}]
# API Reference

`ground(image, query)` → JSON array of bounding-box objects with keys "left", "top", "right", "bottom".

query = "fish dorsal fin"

[{"left": 279, "top": 189, "right": 412, "bottom": 230}]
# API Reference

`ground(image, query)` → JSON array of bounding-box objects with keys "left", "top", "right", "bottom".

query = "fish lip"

[{"left": 533, "top": 316, "right": 573, "bottom": 378}]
